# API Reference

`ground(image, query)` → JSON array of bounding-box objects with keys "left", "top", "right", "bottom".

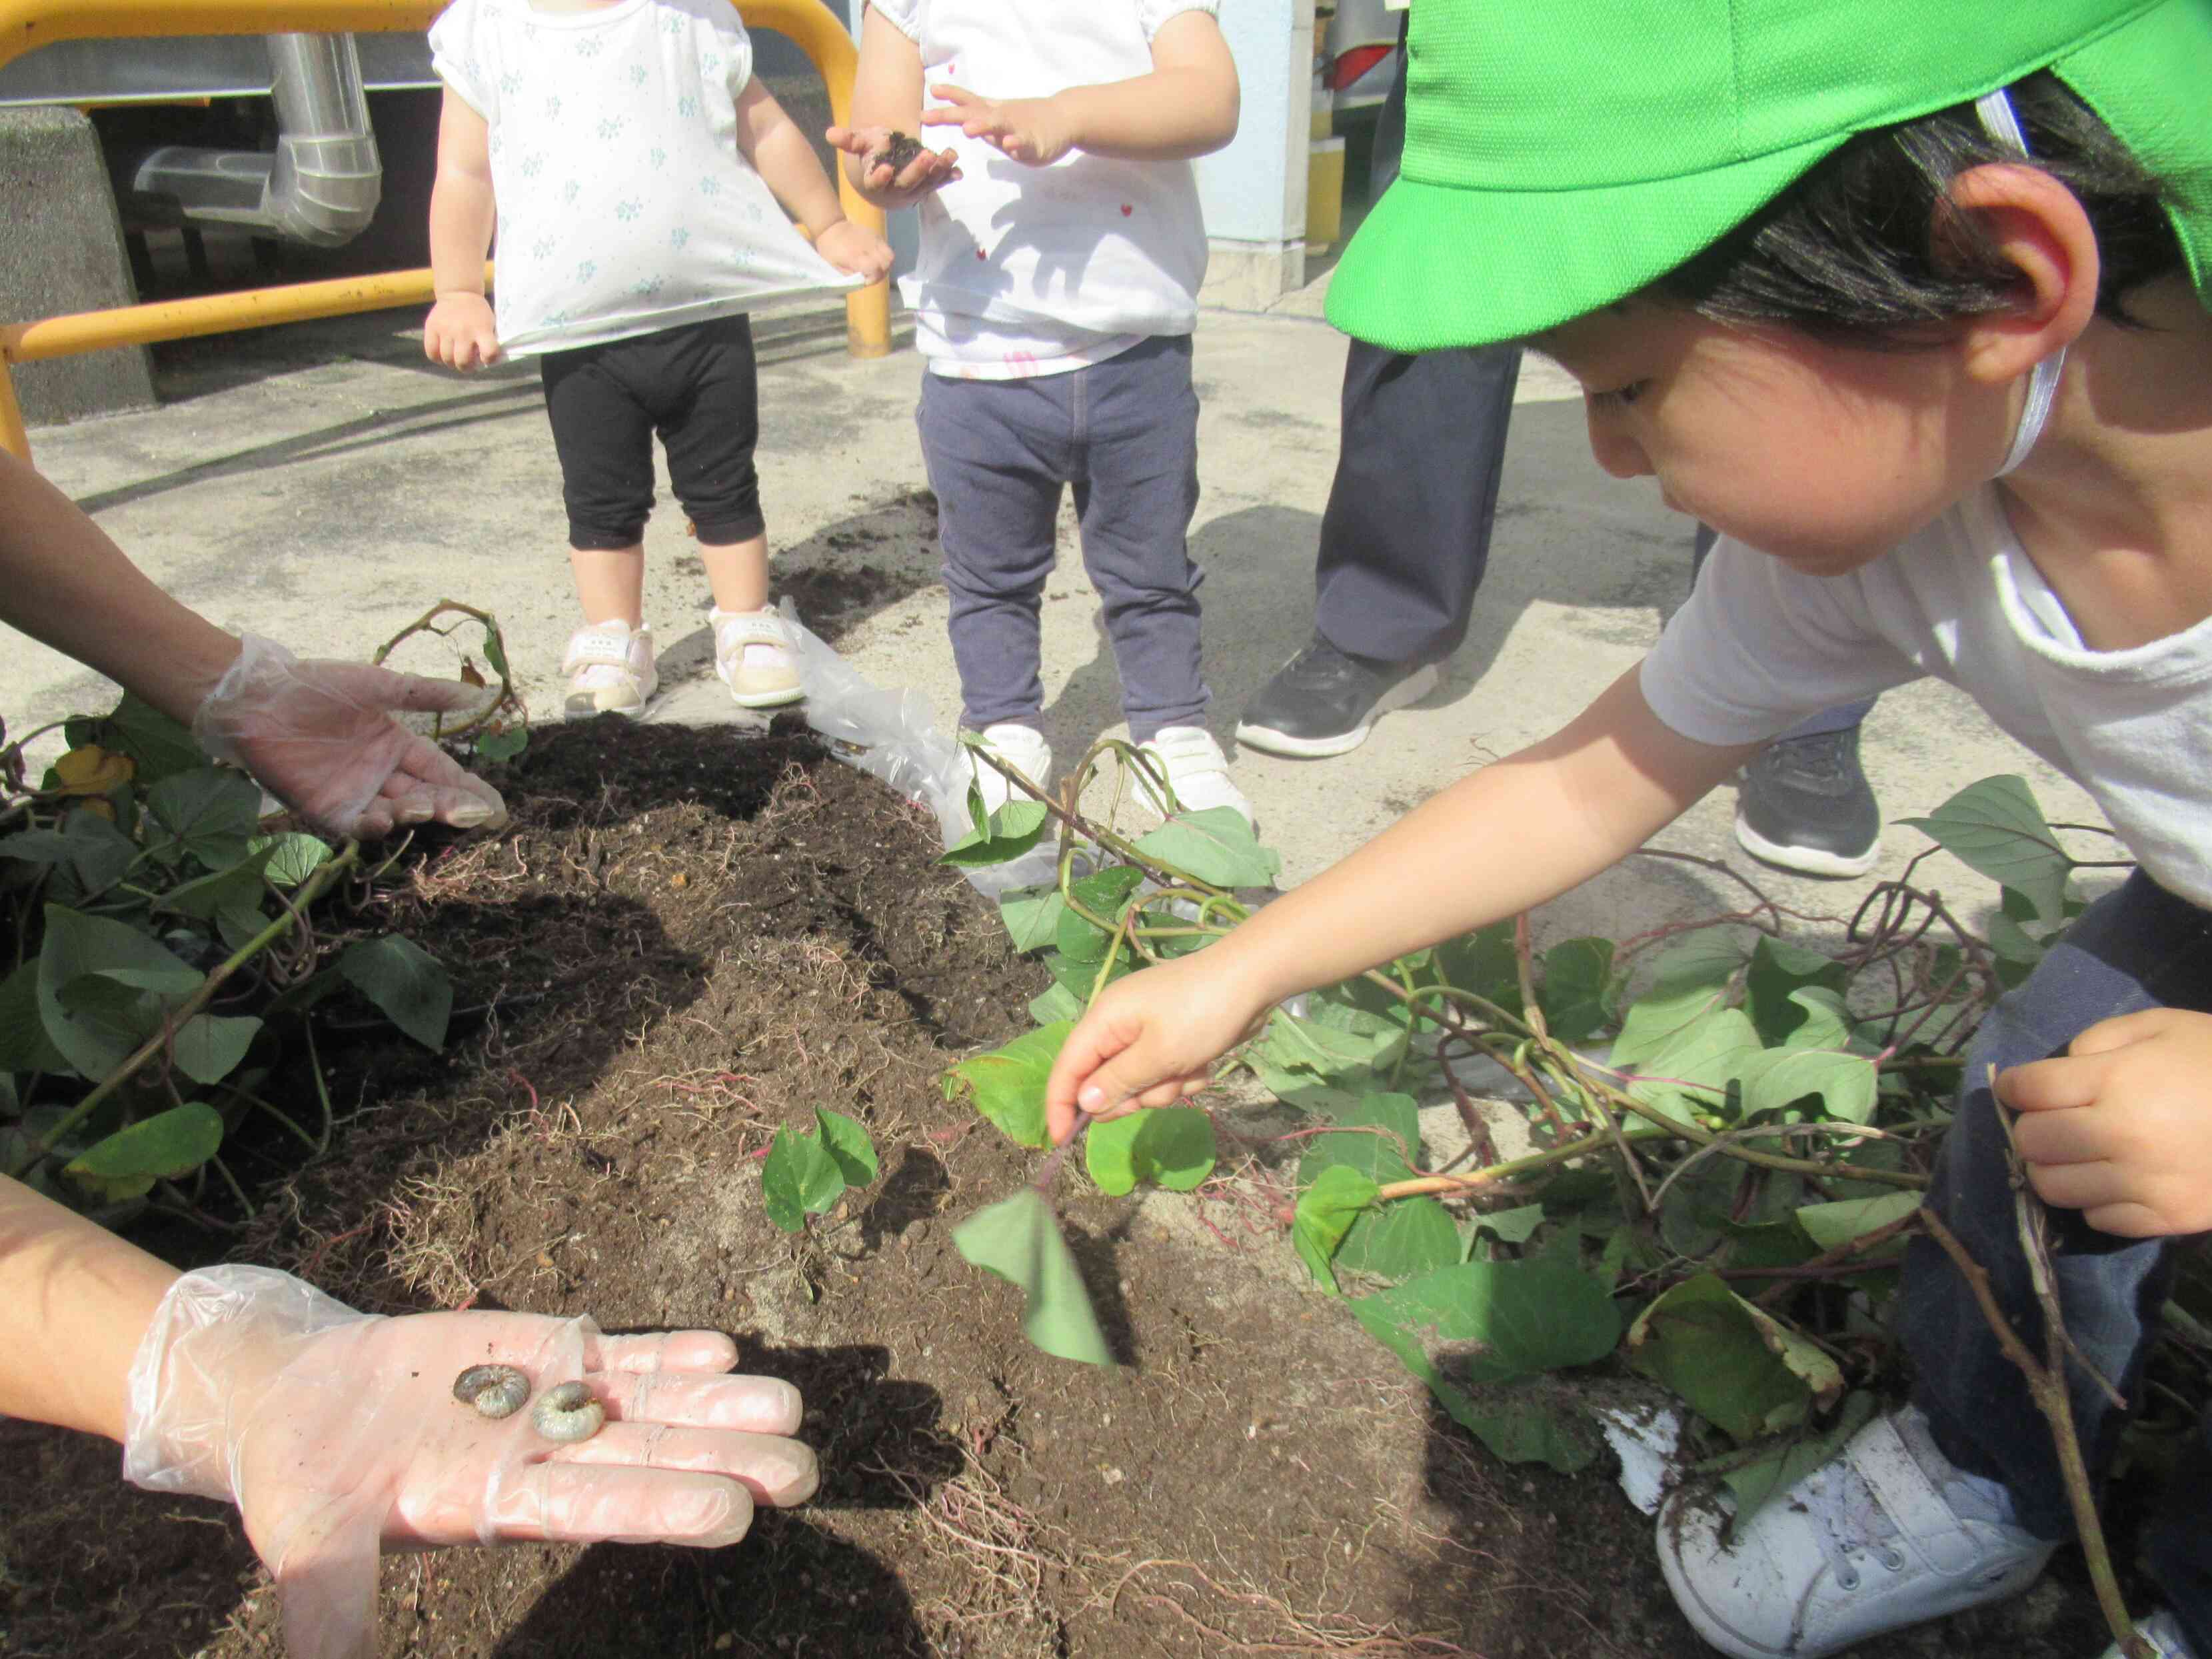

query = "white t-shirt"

[
  {"left": 1639, "top": 487, "right": 2212, "bottom": 908},
  {"left": 870, "top": 0, "right": 1215, "bottom": 379},
  {"left": 429, "top": 0, "right": 859, "bottom": 357}
]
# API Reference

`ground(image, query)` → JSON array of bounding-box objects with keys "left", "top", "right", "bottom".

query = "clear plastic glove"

[
  {"left": 192, "top": 633, "right": 509, "bottom": 840},
  {"left": 125, "top": 1266, "right": 816, "bottom": 1659}
]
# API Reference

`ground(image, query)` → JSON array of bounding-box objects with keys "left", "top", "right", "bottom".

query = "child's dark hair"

[{"left": 1656, "top": 71, "right": 2188, "bottom": 341}]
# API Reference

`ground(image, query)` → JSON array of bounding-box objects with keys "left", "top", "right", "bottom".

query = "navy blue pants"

[
  {"left": 1312, "top": 17, "right": 1520, "bottom": 668},
  {"left": 1898, "top": 871, "right": 2212, "bottom": 1647},
  {"left": 917, "top": 335, "right": 1208, "bottom": 743}
]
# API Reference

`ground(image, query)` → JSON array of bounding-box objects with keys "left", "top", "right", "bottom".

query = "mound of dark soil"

[{"left": 0, "top": 719, "right": 2105, "bottom": 1659}]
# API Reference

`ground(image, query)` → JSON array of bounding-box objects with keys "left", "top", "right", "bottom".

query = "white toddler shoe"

[
  {"left": 712, "top": 607, "right": 803, "bottom": 708},
  {"left": 562, "top": 619, "right": 656, "bottom": 719}
]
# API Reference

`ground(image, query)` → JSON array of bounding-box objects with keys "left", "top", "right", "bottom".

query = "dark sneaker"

[
  {"left": 1235, "top": 635, "right": 1440, "bottom": 759},
  {"left": 1735, "top": 727, "right": 1881, "bottom": 878}
]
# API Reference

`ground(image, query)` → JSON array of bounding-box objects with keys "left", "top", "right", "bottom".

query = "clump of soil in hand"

[{"left": 870, "top": 129, "right": 927, "bottom": 176}]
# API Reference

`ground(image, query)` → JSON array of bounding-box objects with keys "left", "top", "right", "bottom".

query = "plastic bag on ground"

[{"left": 782, "top": 601, "right": 1060, "bottom": 898}]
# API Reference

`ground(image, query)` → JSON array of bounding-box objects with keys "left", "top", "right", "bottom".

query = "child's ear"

[{"left": 1940, "top": 163, "right": 2102, "bottom": 387}]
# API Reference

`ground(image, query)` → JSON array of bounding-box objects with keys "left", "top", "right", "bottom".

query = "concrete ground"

[{"left": 5, "top": 280, "right": 2106, "bottom": 956}]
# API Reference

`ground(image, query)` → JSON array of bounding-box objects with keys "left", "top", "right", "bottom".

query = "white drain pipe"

[{"left": 127, "top": 33, "right": 381, "bottom": 248}]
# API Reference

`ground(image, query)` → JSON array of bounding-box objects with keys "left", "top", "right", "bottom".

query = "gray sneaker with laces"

[
  {"left": 1658, "top": 1406, "right": 2053, "bottom": 1658},
  {"left": 1235, "top": 634, "right": 1438, "bottom": 759},
  {"left": 1734, "top": 726, "right": 1881, "bottom": 878}
]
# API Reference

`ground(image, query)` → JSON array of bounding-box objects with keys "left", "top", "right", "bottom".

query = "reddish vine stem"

[
  {"left": 1920, "top": 1206, "right": 2146, "bottom": 1658},
  {"left": 1751, "top": 1210, "right": 1920, "bottom": 1308}
]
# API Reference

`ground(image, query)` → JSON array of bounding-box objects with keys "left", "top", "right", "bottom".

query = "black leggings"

[{"left": 541, "top": 314, "right": 764, "bottom": 550}]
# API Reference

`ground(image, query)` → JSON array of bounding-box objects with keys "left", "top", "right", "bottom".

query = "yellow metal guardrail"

[{"left": 0, "top": 0, "right": 892, "bottom": 459}]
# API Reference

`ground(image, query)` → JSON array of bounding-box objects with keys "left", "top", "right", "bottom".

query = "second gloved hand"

[
  {"left": 192, "top": 633, "right": 510, "bottom": 840},
  {"left": 125, "top": 1266, "right": 815, "bottom": 1659}
]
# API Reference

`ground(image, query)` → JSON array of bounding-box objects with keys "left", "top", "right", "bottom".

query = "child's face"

[{"left": 1538, "top": 304, "right": 1995, "bottom": 574}]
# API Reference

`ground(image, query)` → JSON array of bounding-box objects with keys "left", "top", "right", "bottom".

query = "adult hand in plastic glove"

[
  {"left": 193, "top": 634, "right": 509, "bottom": 840},
  {"left": 128, "top": 1266, "right": 814, "bottom": 1659},
  {"left": 0, "top": 449, "right": 507, "bottom": 842}
]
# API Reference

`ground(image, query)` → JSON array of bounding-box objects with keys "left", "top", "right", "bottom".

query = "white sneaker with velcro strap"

[
  {"left": 962, "top": 722, "right": 1052, "bottom": 820},
  {"left": 712, "top": 606, "right": 804, "bottom": 708},
  {"left": 1133, "top": 725, "right": 1254, "bottom": 829},
  {"left": 1658, "top": 1406, "right": 2054, "bottom": 1658},
  {"left": 561, "top": 619, "right": 657, "bottom": 719}
]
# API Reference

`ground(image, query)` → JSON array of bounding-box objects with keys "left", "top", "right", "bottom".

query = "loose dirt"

[{"left": 0, "top": 714, "right": 2110, "bottom": 1659}]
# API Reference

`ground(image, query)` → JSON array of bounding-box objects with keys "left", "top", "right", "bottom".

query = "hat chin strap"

[{"left": 1974, "top": 89, "right": 2065, "bottom": 479}]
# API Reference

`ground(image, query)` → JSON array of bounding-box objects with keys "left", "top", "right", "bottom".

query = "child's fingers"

[
  {"left": 2066, "top": 1007, "right": 2173, "bottom": 1057},
  {"left": 892, "top": 153, "right": 945, "bottom": 191},
  {"left": 2083, "top": 1201, "right": 2169, "bottom": 1239},
  {"left": 2025, "top": 1156, "right": 2127, "bottom": 1214},
  {"left": 1133, "top": 1078, "right": 1199, "bottom": 1111},
  {"left": 1993, "top": 1052, "right": 2103, "bottom": 1113},
  {"left": 2010, "top": 1104, "right": 2110, "bottom": 1168},
  {"left": 924, "top": 83, "right": 980, "bottom": 109},
  {"left": 1046, "top": 1018, "right": 1146, "bottom": 1142}
]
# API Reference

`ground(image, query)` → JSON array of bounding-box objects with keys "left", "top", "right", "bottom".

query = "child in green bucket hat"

[{"left": 1044, "top": 0, "right": 2212, "bottom": 1654}]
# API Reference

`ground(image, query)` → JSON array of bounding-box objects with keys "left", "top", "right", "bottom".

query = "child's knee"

[{"left": 566, "top": 515, "right": 649, "bottom": 551}]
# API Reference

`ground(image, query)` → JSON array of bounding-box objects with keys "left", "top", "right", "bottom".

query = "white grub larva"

[
  {"left": 452, "top": 1364, "right": 532, "bottom": 1420},
  {"left": 533, "top": 1380, "right": 606, "bottom": 1443}
]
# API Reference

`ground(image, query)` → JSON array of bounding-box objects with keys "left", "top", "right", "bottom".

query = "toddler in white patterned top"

[{"left": 425, "top": 0, "right": 890, "bottom": 717}]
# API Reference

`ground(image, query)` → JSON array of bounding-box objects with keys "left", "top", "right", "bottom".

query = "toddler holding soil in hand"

[
  {"left": 826, "top": 0, "right": 1250, "bottom": 827},
  {"left": 425, "top": 0, "right": 892, "bottom": 719}
]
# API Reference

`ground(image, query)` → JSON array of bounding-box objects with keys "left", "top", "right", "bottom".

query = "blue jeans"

[
  {"left": 1898, "top": 871, "right": 2212, "bottom": 1646},
  {"left": 917, "top": 334, "right": 1207, "bottom": 743}
]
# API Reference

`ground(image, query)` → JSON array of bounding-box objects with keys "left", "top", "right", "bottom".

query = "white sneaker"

[
  {"left": 962, "top": 723, "right": 1052, "bottom": 821},
  {"left": 712, "top": 607, "right": 803, "bottom": 708},
  {"left": 562, "top": 619, "right": 657, "bottom": 718},
  {"left": 2101, "top": 1611, "right": 2201, "bottom": 1658},
  {"left": 1657, "top": 1408, "right": 2054, "bottom": 1658},
  {"left": 1134, "top": 726, "right": 1253, "bottom": 827}
]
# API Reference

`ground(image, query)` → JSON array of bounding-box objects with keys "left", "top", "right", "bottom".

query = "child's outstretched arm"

[
  {"left": 424, "top": 87, "right": 503, "bottom": 371},
  {"left": 1044, "top": 666, "right": 1763, "bottom": 1140},
  {"left": 924, "top": 9, "right": 1238, "bottom": 167},
  {"left": 734, "top": 79, "right": 893, "bottom": 283},
  {"left": 826, "top": 7, "right": 963, "bottom": 211}
]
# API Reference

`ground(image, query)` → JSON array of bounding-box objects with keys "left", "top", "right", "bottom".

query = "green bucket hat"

[{"left": 1326, "top": 0, "right": 2212, "bottom": 353}]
